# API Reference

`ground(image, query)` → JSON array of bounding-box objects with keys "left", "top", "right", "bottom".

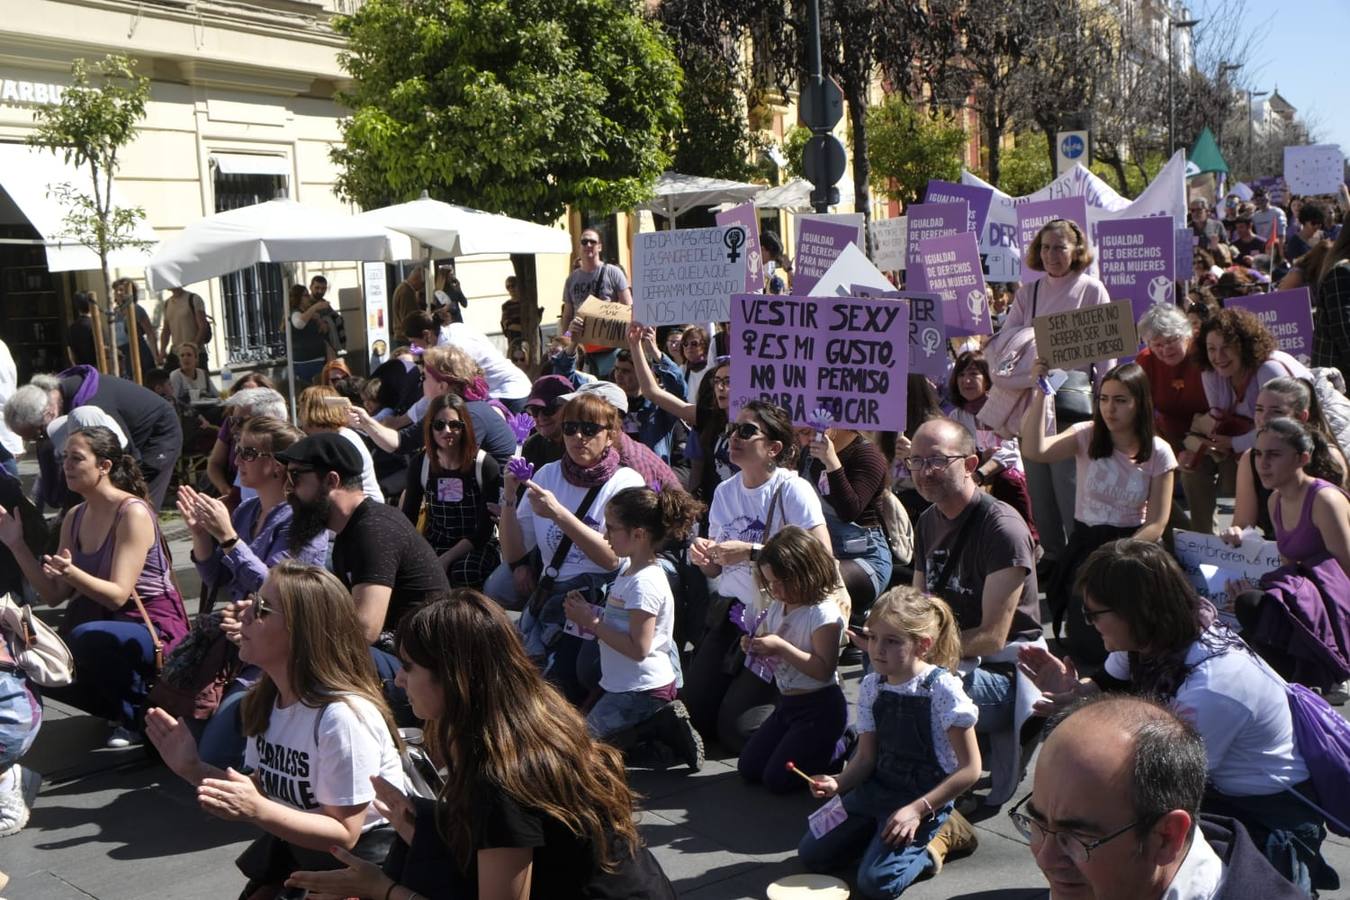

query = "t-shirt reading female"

[
  {"left": 243, "top": 694, "right": 404, "bottom": 831},
  {"left": 1070, "top": 423, "right": 1177, "bottom": 528}
]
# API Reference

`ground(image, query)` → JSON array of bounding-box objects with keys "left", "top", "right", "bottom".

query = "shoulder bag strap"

[
  {"left": 129, "top": 588, "right": 165, "bottom": 672},
  {"left": 934, "top": 491, "right": 992, "bottom": 592},
  {"left": 474, "top": 449, "right": 486, "bottom": 491},
  {"left": 592, "top": 262, "right": 610, "bottom": 298},
  {"left": 1031, "top": 279, "right": 1040, "bottom": 319},
  {"left": 762, "top": 483, "right": 786, "bottom": 541},
  {"left": 540, "top": 484, "right": 605, "bottom": 580}
]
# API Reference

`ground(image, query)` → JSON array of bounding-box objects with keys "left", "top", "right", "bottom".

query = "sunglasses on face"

[
  {"left": 285, "top": 466, "right": 315, "bottom": 484},
  {"left": 236, "top": 446, "right": 273, "bottom": 463},
  {"left": 579, "top": 238, "right": 599, "bottom": 247},
  {"left": 562, "top": 420, "right": 607, "bottom": 438},
  {"left": 246, "top": 593, "right": 276, "bottom": 620},
  {"left": 432, "top": 419, "right": 465, "bottom": 433},
  {"left": 728, "top": 422, "right": 763, "bottom": 440}
]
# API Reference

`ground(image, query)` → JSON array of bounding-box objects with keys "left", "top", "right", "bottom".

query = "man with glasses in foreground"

[{"left": 1016, "top": 695, "right": 1303, "bottom": 899}]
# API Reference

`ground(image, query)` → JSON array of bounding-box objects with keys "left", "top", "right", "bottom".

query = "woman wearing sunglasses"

[
  {"left": 147, "top": 561, "right": 405, "bottom": 899},
  {"left": 497, "top": 391, "right": 644, "bottom": 704},
  {"left": 399, "top": 393, "right": 502, "bottom": 587},
  {"left": 176, "top": 416, "right": 331, "bottom": 768},
  {"left": 683, "top": 401, "right": 832, "bottom": 752}
]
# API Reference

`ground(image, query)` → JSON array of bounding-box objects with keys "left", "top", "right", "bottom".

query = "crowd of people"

[{"left": 0, "top": 201, "right": 1348, "bottom": 899}]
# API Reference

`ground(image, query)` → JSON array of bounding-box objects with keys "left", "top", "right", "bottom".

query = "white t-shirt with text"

[
  {"left": 763, "top": 599, "right": 846, "bottom": 692},
  {"left": 708, "top": 468, "right": 825, "bottom": 608},
  {"left": 516, "top": 461, "right": 643, "bottom": 582}
]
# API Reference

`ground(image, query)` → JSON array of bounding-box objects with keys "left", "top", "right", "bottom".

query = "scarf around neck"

[{"left": 561, "top": 444, "right": 621, "bottom": 487}]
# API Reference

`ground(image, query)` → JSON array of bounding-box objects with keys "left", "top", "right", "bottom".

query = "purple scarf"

[{"left": 561, "top": 444, "right": 621, "bottom": 487}]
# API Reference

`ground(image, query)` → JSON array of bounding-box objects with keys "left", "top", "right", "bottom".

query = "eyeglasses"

[
  {"left": 579, "top": 238, "right": 599, "bottom": 247},
  {"left": 285, "top": 466, "right": 315, "bottom": 485},
  {"left": 711, "top": 376, "right": 731, "bottom": 389},
  {"left": 562, "top": 420, "right": 607, "bottom": 438},
  {"left": 1008, "top": 795, "right": 1147, "bottom": 864},
  {"left": 1082, "top": 604, "right": 1114, "bottom": 625},
  {"left": 432, "top": 419, "right": 466, "bottom": 433},
  {"left": 251, "top": 593, "right": 277, "bottom": 619},
  {"left": 903, "top": 454, "right": 968, "bottom": 473},
  {"left": 727, "top": 422, "right": 763, "bottom": 440},
  {"left": 236, "top": 446, "right": 273, "bottom": 463}
]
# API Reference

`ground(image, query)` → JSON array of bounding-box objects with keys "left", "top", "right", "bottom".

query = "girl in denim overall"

[{"left": 798, "top": 587, "right": 981, "bottom": 898}]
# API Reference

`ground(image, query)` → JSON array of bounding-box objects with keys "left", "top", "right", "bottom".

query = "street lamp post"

[
  {"left": 1248, "top": 89, "right": 1269, "bottom": 180},
  {"left": 1167, "top": 16, "right": 1201, "bottom": 156}
]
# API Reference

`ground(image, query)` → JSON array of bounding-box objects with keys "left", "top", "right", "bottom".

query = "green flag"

[{"left": 1188, "top": 127, "right": 1229, "bottom": 175}]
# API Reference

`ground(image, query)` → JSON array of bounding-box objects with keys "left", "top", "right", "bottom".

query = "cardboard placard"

[
  {"left": 1284, "top": 144, "right": 1345, "bottom": 195},
  {"left": 1173, "top": 528, "right": 1282, "bottom": 625},
  {"left": 1226, "top": 287, "right": 1315, "bottom": 366},
  {"left": 1017, "top": 196, "right": 1091, "bottom": 283},
  {"left": 793, "top": 217, "right": 862, "bottom": 295},
  {"left": 576, "top": 296, "right": 632, "bottom": 348},
  {"left": 1033, "top": 300, "right": 1137, "bottom": 371},
  {"left": 731, "top": 293, "right": 909, "bottom": 430},
  {"left": 915, "top": 231, "right": 991, "bottom": 337},
  {"left": 715, "top": 203, "right": 765, "bottom": 292},
  {"left": 1093, "top": 216, "right": 1177, "bottom": 325},
  {"left": 631, "top": 225, "right": 749, "bottom": 326},
  {"left": 905, "top": 201, "right": 968, "bottom": 274},
  {"left": 851, "top": 284, "right": 947, "bottom": 381}
]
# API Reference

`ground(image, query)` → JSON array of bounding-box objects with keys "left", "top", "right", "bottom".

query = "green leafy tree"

[
  {"left": 669, "top": 48, "right": 763, "bottom": 182},
  {"left": 866, "top": 96, "right": 967, "bottom": 205},
  {"left": 782, "top": 125, "right": 811, "bottom": 181},
  {"left": 28, "top": 54, "right": 150, "bottom": 378},
  {"left": 996, "top": 137, "right": 1053, "bottom": 197},
  {"left": 333, "top": 0, "right": 682, "bottom": 223}
]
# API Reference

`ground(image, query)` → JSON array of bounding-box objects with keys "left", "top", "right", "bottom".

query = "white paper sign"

[
  {"left": 871, "top": 216, "right": 908, "bottom": 271},
  {"left": 631, "top": 225, "right": 750, "bottom": 326},
  {"left": 807, "top": 243, "right": 894, "bottom": 298},
  {"left": 1172, "top": 529, "right": 1282, "bottom": 626},
  {"left": 1284, "top": 144, "right": 1345, "bottom": 196}
]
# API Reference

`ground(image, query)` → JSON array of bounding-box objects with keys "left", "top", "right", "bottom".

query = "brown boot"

[{"left": 926, "top": 809, "right": 978, "bottom": 874}]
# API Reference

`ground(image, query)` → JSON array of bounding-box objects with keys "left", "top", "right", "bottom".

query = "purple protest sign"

[
  {"left": 793, "top": 219, "right": 860, "bottom": 295},
  {"left": 905, "top": 201, "right": 968, "bottom": 275},
  {"left": 1175, "top": 228, "right": 1196, "bottom": 280},
  {"left": 851, "top": 284, "right": 947, "bottom": 382},
  {"left": 1227, "top": 288, "right": 1314, "bottom": 366},
  {"left": 915, "top": 231, "right": 991, "bottom": 338},
  {"left": 1016, "top": 196, "right": 1090, "bottom": 283},
  {"left": 925, "top": 179, "right": 993, "bottom": 236},
  {"left": 716, "top": 203, "right": 765, "bottom": 293},
  {"left": 1094, "top": 216, "right": 1177, "bottom": 325},
  {"left": 731, "top": 293, "right": 909, "bottom": 431}
]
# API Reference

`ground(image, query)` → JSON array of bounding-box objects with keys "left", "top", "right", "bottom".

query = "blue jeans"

[
  {"left": 47, "top": 620, "right": 159, "bottom": 726},
  {"left": 0, "top": 671, "right": 41, "bottom": 770},
  {"left": 586, "top": 689, "right": 667, "bottom": 739},
  {"left": 964, "top": 666, "right": 1015, "bottom": 735},
  {"left": 798, "top": 794, "right": 948, "bottom": 899}
]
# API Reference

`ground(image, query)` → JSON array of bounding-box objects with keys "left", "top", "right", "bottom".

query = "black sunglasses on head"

[{"left": 562, "top": 420, "right": 607, "bottom": 438}]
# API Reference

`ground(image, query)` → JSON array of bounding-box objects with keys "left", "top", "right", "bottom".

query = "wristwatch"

[{"left": 219, "top": 535, "right": 240, "bottom": 551}]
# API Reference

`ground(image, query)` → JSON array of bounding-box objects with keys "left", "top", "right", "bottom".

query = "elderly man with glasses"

[{"left": 1016, "top": 695, "right": 1304, "bottom": 899}]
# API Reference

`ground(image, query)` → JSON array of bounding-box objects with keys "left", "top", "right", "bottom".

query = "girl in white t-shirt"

[
  {"left": 1021, "top": 360, "right": 1177, "bottom": 665},
  {"left": 145, "top": 561, "right": 404, "bottom": 896},
  {"left": 737, "top": 525, "right": 849, "bottom": 793},
  {"left": 564, "top": 485, "right": 706, "bottom": 769}
]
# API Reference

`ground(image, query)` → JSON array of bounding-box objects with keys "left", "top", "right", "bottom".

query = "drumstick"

[{"left": 785, "top": 760, "right": 818, "bottom": 786}]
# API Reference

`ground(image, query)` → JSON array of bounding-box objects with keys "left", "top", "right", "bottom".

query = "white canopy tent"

[
  {"left": 753, "top": 176, "right": 854, "bottom": 211},
  {"left": 144, "top": 199, "right": 412, "bottom": 421},
  {"left": 636, "top": 172, "right": 763, "bottom": 226}
]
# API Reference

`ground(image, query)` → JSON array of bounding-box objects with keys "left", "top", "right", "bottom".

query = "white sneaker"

[
  {"left": 0, "top": 779, "right": 29, "bottom": 838},
  {"left": 106, "top": 725, "right": 143, "bottom": 749},
  {"left": 17, "top": 766, "right": 40, "bottom": 809}
]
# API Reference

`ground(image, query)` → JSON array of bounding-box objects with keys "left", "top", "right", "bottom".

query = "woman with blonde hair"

[
  {"left": 297, "top": 385, "right": 382, "bottom": 502},
  {"left": 285, "top": 591, "right": 676, "bottom": 900},
  {"left": 147, "top": 561, "right": 404, "bottom": 899}
]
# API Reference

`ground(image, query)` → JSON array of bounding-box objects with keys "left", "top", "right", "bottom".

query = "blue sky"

[{"left": 1232, "top": 0, "right": 1349, "bottom": 152}]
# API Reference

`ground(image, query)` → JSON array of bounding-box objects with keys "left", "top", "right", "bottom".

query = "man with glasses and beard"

[{"left": 276, "top": 433, "right": 447, "bottom": 720}]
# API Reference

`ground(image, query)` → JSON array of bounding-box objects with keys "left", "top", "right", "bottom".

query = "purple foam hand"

[
  {"left": 507, "top": 412, "right": 536, "bottom": 444},
  {"left": 728, "top": 601, "right": 749, "bottom": 634},
  {"left": 807, "top": 407, "right": 835, "bottom": 434},
  {"left": 506, "top": 457, "right": 535, "bottom": 483}
]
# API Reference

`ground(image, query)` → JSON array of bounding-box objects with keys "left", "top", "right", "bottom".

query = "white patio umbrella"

[
  {"left": 144, "top": 199, "right": 412, "bottom": 422},
  {"left": 636, "top": 172, "right": 763, "bottom": 227},
  {"left": 754, "top": 177, "right": 854, "bottom": 211}
]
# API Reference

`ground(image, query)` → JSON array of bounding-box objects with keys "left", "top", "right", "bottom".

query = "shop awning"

[
  {"left": 0, "top": 143, "right": 159, "bottom": 272},
  {"left": 210, "top": 153, "right": 291, "bottom": 177}
]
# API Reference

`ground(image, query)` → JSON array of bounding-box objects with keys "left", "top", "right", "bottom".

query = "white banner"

[{"left": 1173, "top": 528, "right": 1282, "bottom": 626}]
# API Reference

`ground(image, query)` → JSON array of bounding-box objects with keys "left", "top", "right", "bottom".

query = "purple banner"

[
  {"left": 731, "top": 293, "right": 909, "bottom": 430},
  {"left": 905, "top": 201, "right": 968, "bottom": 275},
  {"left": 852, "top": 284, "right": 946, "bottom": 382},
  {"left": 793, "top": 218, "right": 859, "bottom": 295},
  {"left": 924, "top": 179, "right": 993, "bottom": 236},
  {"left": 1016, "top": 197, "right": 1090, "bottom": 283},
  {"left": 915, "top": 231, "right": 991, "bottom": 338},
  {"left": 715, "top": 203, "right": 765, "bottom": 293},
  {"left": 1227, "top": 288, "right": 1314, "bottom": 366},
  {"left": 1176, "top": 228, "right": 1196, "bottom": 280},
  {"left": 1094, "top": 216, "right": 1177, "bottom": 325}
]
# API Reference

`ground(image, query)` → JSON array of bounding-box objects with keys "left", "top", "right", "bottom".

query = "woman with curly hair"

[{"left": 285, "top": 591, "right": 676, "bottom": 900}]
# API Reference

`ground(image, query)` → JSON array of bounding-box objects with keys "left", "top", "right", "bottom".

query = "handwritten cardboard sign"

[
  {"left": 576, "top": 296, "right": 632, "bottom": 348},
  {"left": 905, "top": 201, "right": 967, "bottom": 275},
  {"left": 715, "top": 203, "right": 765, "bottom": 293},
  {"left": 914, "top": 231, "right": 991, "bottom": 337},
  {"left": 731, "top": 293, "right": 909, "bottom": 430},
  {"left": 1173, "top": 528, "right": 1282, "bottom": 625},
  {"left": 871, "top": 216, "right": 907, "bottom": 271},
  {"left": 1227, "top": 287, "right": 1315, "bottom": 366},
  {"left": 793, "top": 217, "right": 862, "bottom": 295},
  {"left": 632, "top": 225, "right": 749, "bottom": 326},
  {"left": 1284, "top": 144, "right": 1345, "bottom": 195},
  {"left": 1033, "top": 300, "right": 1137, "bottom": 371},
  {"left": 1093, "top": 216, "right": 1177, "bottom": 325},
  {"left": 924, "top": 179, "right": 993, "bottom": 236},
  {"left": 851, "top": 284, "right": 947, "bottom": 381},
  {"left": 1017, "top": 196, "right": 1091, "bottom": 283}
]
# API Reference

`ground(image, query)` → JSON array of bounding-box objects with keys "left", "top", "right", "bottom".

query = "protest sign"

[
  {"left": 914, "top": 232, "right": 990, "bottom": 337},
  {"left": 809, "top": 242, "right": 893, "bottom": 299},
  {"left": 1093, "top": 216, "right": 1177, "bottom": 324},
  {"left": 905, "top": 201, "right": 967, "bottom": 274},
  {"left": 1033, "top": 300, "right": 1137, "bottom": 371},
  {"left": 1173, "top": 528, "right": 1282, "bottom": 625},
  {"left": 1176, "top": 228, "right": 1196, "bottom": 279},
  {"left": 871, "top": 216, "right": 907, "bottom": 271},
  {"left": 631, "top": 225, "right": 749, "bottom": 326},
  {"left": 925, "top": 179, "right": 993, "bottom": 236},
  {"left": 731, "top": 293, "right": 909, "bottom": 430},
  {"left": 715, "top": 203, "right": 765, "bottom": 293},
  {"left": 1227, "top": 287, "right": 1314, "bottom": 366},
  {"left": 1017, "top": 196, "right": 1091, "bottom": 283},
  {"left": 1284, "top": 144, "right": 1345, "bottom": 195},
  {"left": 851, "top": 284, "right": 947, "bottom": 380},
  {"left": 576, "top": 296, "right": 631, "bottom": 348},
  {"left": 793, "top": 217, "right": 862, "bottom": 295}
]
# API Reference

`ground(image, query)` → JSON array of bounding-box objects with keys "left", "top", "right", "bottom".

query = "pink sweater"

[{"left": 1006, "top": 270, "right": 1115, "bottom": 375}]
